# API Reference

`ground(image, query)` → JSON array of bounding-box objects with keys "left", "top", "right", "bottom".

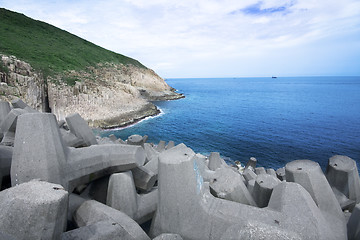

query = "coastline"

[
  {"left": 89, "top": 102, "right": 160, "bottom": 129},
  {"left": 101, "top": 105, "right": 165, "bottom": 131},
  {"left": 90, "top": 91, "right": 184, "bottom": 129}
]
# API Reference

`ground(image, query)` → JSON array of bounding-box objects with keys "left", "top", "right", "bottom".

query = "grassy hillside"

[{"left": 0, "top": 8, "right": 145, "bottom": 77}]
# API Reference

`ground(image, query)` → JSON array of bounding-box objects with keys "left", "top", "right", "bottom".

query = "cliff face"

[
  {"left": 0, "top": 55, "right": 183, "bottom": 128},
  {"left": 0, "top": 55, "right": 45, "bottom": 110}
]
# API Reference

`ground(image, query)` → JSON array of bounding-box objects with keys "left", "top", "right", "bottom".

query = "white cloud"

[{"left": 1, "top": 0, "right": 359, "bottom": 77}]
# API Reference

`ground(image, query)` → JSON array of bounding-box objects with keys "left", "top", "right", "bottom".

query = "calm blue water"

[{"left": 101, "top": 77, "right": 360, "bottom": 171}]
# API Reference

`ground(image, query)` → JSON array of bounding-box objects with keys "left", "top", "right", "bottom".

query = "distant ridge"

[{"left": 0, "top": 8, "right": 145, "bottom": 76}]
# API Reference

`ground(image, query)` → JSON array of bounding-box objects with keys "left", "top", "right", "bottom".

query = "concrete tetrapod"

[
  {"left": 245, "top": 157, "right": 257, "bottom": 171},
  {"left": 166, "top": 141, "right": 175, "bottom": 150},
  {"left": 285, "top": 160, "right": 347, "bottom": 239},
  {"left": 156, "top": 140, "right": 166, "bottom": 152},
  {"left": 11, "top": 98, "right": 38, "bottom": 112},
  {"left": 266, "top": 168, "right": 277, "bottom": 178},
  {"left": 127, "top": 134, "right": 146, "bottom": 146},
  {"left": 74, "top": 200, "right": 150, "bottom": 240},
  {"left": 149, "top": 144, "right": 336, "bottom": 240},
  {"left": 253, "top": 173, "right": 281, "bottom": 208},
  {"left": 243, "top": 168, "right": 257, "bottom": 182},
  {"left": 65, "top": 113, "right": 98, "bottom": 146},
  {"left": 0, "top": 101, "right": 11, "bottom": 126},
  {"left": 347, "top": 203, "right": 360, "bottom": 240},
  {"left": 144, "top": 143, "right": 160, "bottom": 167},
  {"left": 107, "top": 171, "right": 158, "bottom": 224},
  {"left": 209, "top": 167, "right": 257, "bottom": 206},
  {"left": 0, "top": 101, "right": 11, "bottom": 141},
  {"left": 326, "top": 155, "right": 360, "bottom": 206},
  {"left": 208, "top": 152, "right": 227, "bottom": 171},
  {"left": 131, "top": 166, "right": 157, "bottom": 192},
  {"left": 0, "top": 180, "right": 68, "bottom": 240},
  {"left": 11, "top": 113, "right": 146, "bottom": 191},
  {"left": 62, "top": 220, "right": 132, "bottom": 240},
  {"left": 0, "top": 108, "right": 28, "bottom": 146},
  {"left": 60, "top": 127, "right": 85, "bottom": 148},
  {"left": 255, "top": 167, "right": 266, "bottom": 175}
]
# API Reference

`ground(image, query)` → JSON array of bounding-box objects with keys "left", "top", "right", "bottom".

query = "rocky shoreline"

[
  {"left": 91, "top": 102, "right": 160, "bottom": 129},
  {"left": 0, "top": 55, "right": 184, "bottom": 129},
  {"left": 89, "top": 91, "right": 184, "bottom": 129}
]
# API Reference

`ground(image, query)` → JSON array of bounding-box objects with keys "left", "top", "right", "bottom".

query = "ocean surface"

[{"left": 101, "top": 76, "right": 360, "bottom": 172}]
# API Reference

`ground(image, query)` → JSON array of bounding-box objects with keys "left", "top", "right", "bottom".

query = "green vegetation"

[
  {"left": 0, "top": 8, "right": 145, "bottom": 79},
  {"left": 64, "top": 76, "right": 80, "bottom": 86}
]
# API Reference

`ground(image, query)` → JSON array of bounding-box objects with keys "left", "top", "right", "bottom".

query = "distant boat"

[{"left": 272, "top": 76, "right": 277, "bottom": 78}]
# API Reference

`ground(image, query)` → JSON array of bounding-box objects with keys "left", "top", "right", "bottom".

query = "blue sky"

[{"left": 1, "top": 0, "right": 359, "bottom": 78}]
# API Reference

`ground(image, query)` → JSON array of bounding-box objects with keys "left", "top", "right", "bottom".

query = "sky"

[{"left": 1, "top": 0, "right": 360, "bottom": 78}]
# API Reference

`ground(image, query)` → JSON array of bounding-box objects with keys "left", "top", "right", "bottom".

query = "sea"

[{"left": 100, "top": 76, "right": 360, "bottom": 172}]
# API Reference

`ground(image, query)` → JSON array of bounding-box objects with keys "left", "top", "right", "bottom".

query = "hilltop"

[
  {"left": 0, "top": 8, "right": 144, "bottom": 77},
  {"left": 0, "top": 8, "right": 183, "bottom": 128}
]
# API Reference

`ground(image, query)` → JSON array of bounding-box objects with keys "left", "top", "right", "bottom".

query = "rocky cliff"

[{"left": 0, "top": 54, "right": 183, "bottom": 128}]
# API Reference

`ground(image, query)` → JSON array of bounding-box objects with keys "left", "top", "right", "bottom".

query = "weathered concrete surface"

[
  {"left": 156, "top": 140, "right": 166, "bottom": 152},
  {"left": 144, "top": 158, "right": 159, "bottom": 176},
  {"left": 266, "top": 168, "right": 277, "bottom": 178},
  {"left": 285, "top": 160, "right": 347, "bottom": 240},
  {"left": 0, "top": 180, "right": 68, "bottom": 240},
  {"left": 107, "top": 172, "right": 137, "bottom": 219},
  {"left": 166, "top": 141, "right": 175, "bottom": 150},
  {"left": 0, "top": 101, "right": 11, "bottom": 141},
  {"left": 11, "top": 98, "right": 38, "bottom": 112},
  {"left": 0, "top": 109, "right": 27, "bottom": 146},
  {"left": 326, "top": 155, "right": 360, "bottom": 205},
  {"left": 62, "top": 220, "right": 130, "bottom": 240},
  {"left": 144, "top": 143, "right": 159, "bottom": 165},
  {"left": 0, "top": 231, "right": 18, "bottom": 240},
  {"left": 247, "top": 179, "right": 256, "bottom": 195},
  {"left": 79, "top": 176, "right": 109, "bottom": 204},
  {"left": 59, "top": 127, "right": 84, "bottom": 147},
  {"left": 65, "top": 113, "right": 98, "bottom": 146},
  {"left": 107, "top": 171, "right": 157, "bottom": 224},
  {"left": 253, "top": 173, "right": 281, "bottom": 208},
  {"left": 347, "top": 203, "right": 360, "bottom": 240},
  {"left": 243, "top": 168, "right": 257, "bottom": 182},
  {"left": 208, "top": 152, "right": 227, "bottom": 171},
  {"left": 11, "top": 98, "right": 28, "bottom": 109},
  {"left": 331, "top": 187, "right": 356, "bottom": 211},
  {"left": 209, "top": 167, "right": 257, "bottom": 206},
  {"left": 68, "top": 193, "right": 87, "bottom": 226},
  {"left": 75, "top": 200, "right": 150, "bottom": 240},
  {"left": 150, "top": 144, "right": 337, "bottom": 240},
  {"left": 0, "top": 101, "right": 11, "bottom": 126},
  {"left": 11, "top": 113, "right": 146, "bottom": 191},
  {"left": 220, "top": 221, "right": 302, "bottom": 240},
  {"left": 153, "top": 233, "right": 183, "bottom": 240},
  {"left": 193, "top": 154, "right": 214, "bottom": 182},
  {"left": 131, "top": 166, "right": 157, "bottom": 192},
  {"left": 255, "top": 167, "right": 266, "bottom": 175}
]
